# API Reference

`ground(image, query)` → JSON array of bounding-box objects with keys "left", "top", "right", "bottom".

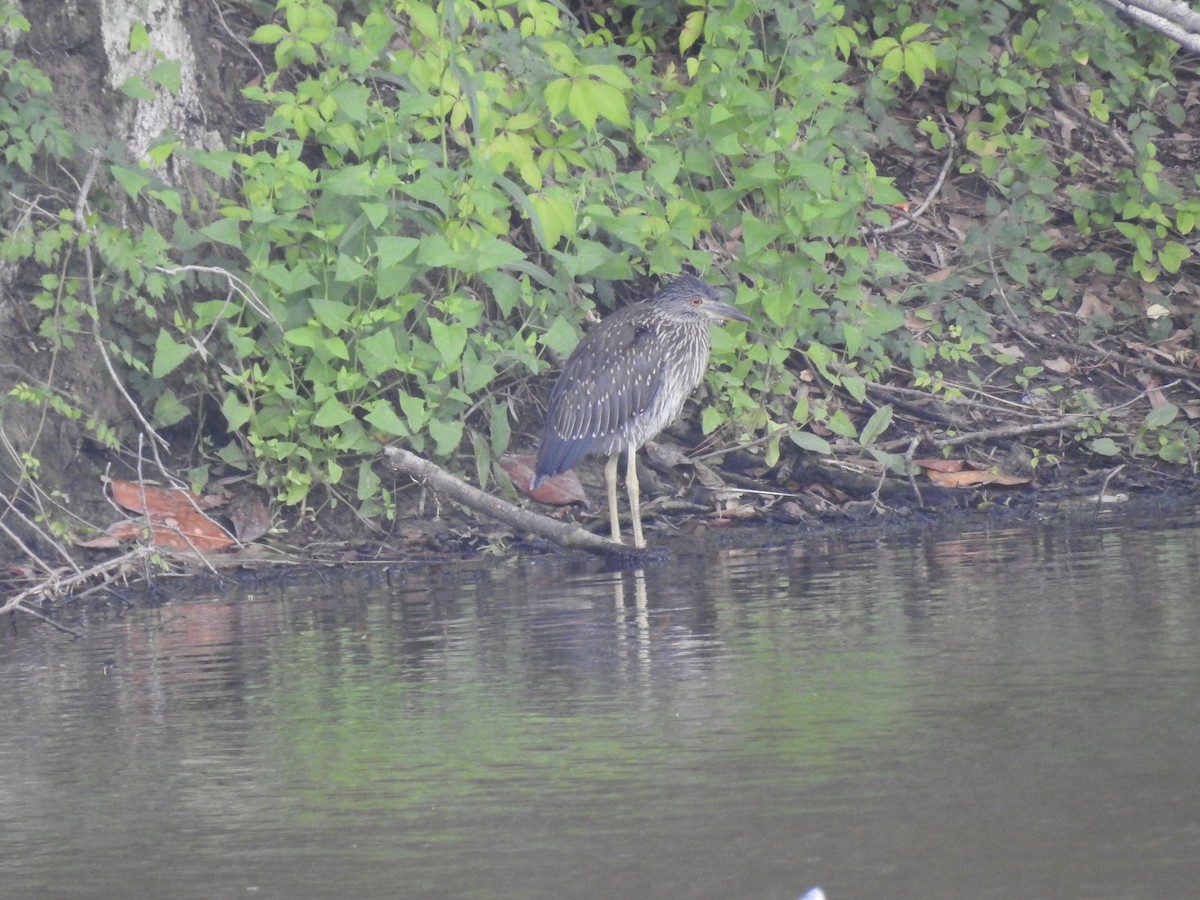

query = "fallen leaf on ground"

[
  {"left": 109, "top": 480, "right": 213, "bottom": 517},
  {"left": 227, "top": 490, "right": 272, "bottom": 542},
  {"left": 101, "top": 479, "right": 236, "bottom": 552},
  {"left": 925, "top": 468, "right": 1031, "bottom": 488},
  {"left": 501, "top": 455, "right": 588, "bottom": 506},
  {"left": 913, "top": 458, "right": 966, "bottom": 473},
  {"left": 1043, "top": 356, "right": 1074, "bottom": 374}
]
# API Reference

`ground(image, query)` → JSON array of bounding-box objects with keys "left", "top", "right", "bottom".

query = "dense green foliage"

[{"left": 3, "top": 0, "right": 1197, "bottom": 520}]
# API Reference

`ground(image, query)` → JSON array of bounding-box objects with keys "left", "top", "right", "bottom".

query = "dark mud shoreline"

[{"left": 14, "top": 470, "right": 1194, "bottom": 631}]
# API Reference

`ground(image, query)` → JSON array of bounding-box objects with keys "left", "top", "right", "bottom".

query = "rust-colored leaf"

[
  {"left": 501, "top": 454, "right": 588, "bottom": 506},
  {"left": 104, "top": 481, "right": 236, "bottom": 553},
  {"left": 914, "top": 458, "right": 966, "bottom": 473},
  {"left": 109, "top": 480, "right": 206, "bottom": 517},
  {"left": 162, "top": 509, "right": 237, "bottom": 551},
  {"left": 709, "top": 501, "right": 758, "bottom": 523},
  {"left": 926, "top": 468, "right": 1031, "bottom": 488}
]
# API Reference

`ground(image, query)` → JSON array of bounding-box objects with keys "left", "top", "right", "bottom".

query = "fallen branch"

[
  {"left": 1, "top": 546, "right": 158, "bottom": 631},
  {"left": 864, "top": 120, "right": 955, "bottom": 237},
  {"left": 1010, "top": 326, "right": 1200, "bottom": 382},
  {"left": 382, "top": 445, "right": 636, "bottom": 556},
  {"left": 1094, "top": 0, "right": 1200, "bottom": 54}
]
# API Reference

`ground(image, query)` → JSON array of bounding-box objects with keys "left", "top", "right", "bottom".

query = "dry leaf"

[
  {"left": 1043, "top": 356, "right": 1074, "bottom": 374},
  {"left": 1076, "top": 286, "right": 1111, "bottom": 320},
  {"left": 501, "top": 455, "right": 588, "bottom": 506},
  {"left": 110, "top": 480, "right": 206, "bottom": 517},
  {"left": 990, "top": 342, "right": 1025, "bottom": 360},
  {"left": 227, "top": 491, "right": 272, "bottom": 543},
  {"left": 926, "top": 469, "right": 1031, "bottom": 488},
  {"left": 914, "top": 458, "right": 966, "bottom": 473},
  {"left": 103, "top": 480, "right": 236, "bottom": 553}
]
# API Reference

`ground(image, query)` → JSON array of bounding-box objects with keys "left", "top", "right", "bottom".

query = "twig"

[
  {"left": 903, "top": 435, "right": 924, "bottom": 507},
  {"left": 688, "top": 425, "right": 791, "bottom": 463},
  {"left": 152, "top": 264, "right": 281, "bottom": 332},
  {"left": 71, "top": 150, "right": 171, "bottom": 460},
  {"left": 865, "top": 123, "right": 956, "bottom": 236},
  {"left": 0, "top": 487, "right": 81, "bottom": 577},
  {"left": 1, "top": 546, "right": 157, "bottom": 626},
  {"left": 885, "top": 414, "right": 1091, "bottom": 452},
  {"left": 1049, "top": 84, "right": 1137, "bottom": 163},
  {"left": 1098, "top": 463, "right": 1126, "bottom": 504},
  {"left": 6, "top": 602, "right": 83, "bottom": 638},
  {"left": 208, "top": 0, "right": 267, "bottom": 82},
  {"left": 1010, "top": 326, "right": 1200, "bottom": 382}
]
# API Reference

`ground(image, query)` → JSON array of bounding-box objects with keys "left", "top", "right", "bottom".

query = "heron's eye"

[{"left": 689, "top": 296, "right": 703, "bottom": 306}]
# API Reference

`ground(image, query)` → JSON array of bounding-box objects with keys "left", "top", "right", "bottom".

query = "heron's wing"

[{"left": 534, "top": 314, "right": 665, "bottom": 481}]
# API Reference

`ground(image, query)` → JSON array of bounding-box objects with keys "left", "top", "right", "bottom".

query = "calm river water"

[{"left": 3, "top": 507, "right": 1200, "bottom": 899}]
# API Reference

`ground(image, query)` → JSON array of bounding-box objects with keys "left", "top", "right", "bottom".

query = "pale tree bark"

[{"left": 1093, "top": 0, "right": 1200, "bottom": 53}]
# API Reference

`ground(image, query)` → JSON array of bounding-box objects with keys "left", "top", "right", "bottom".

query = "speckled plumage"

[{"left": 532, "top": 275, "right": 750, "bottom": 548}]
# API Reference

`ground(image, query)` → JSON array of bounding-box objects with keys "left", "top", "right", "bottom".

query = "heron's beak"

[{"left": 704, "top": 300, "right": 752, "bottom": 324}]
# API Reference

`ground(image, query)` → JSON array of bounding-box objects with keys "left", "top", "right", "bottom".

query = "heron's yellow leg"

[
  {"left": 626, "top": 448, "right": 645, "bottom": 550},
  {"left": 604, "top": 452, "right": 621, "bottom": 543}
]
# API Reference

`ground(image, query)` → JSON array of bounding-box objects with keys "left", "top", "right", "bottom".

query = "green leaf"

[
  {"left": 129, "top": 21, "right": 152, "bottom": 52},
  {"left": 701, "top": 404, "right": 725, "bottom": 435},
  {"left": 251, "top": 23, "right": 288, "bottom": 44},
  {"left": 567, "top": 80, "right": 598, "bottom": 130},
  {"left": 859, "top": 404, "right": 893, "bottom": 446},
  {"left": 313, "top": 397, "right": 353, "bottom": 428},
  {"left": 222, "top": 394, "right": 252, "bottom": 430},
  {"left": 680, "top": 10, "right": 705, "bottom": 52},
  {"left": 529, "top": 188, "right": 577, "bottom": 249},
  {"left": 1142, "top": 403, "right": 1178, "bottom": 429},
  {"left": 1158, "top": 241, "right": 1188, "bottom": 274},
  {"left": 398, "top": 393, "right": 428, "bottom": 431},
  {"left": 119, "top": 74, "right": 155, "bottom": 100},
  {"left": 428, "top": 417, "right": 463, "bottom": 456},
  {"left": 152, "top": 389, "right": 190, "bottom": 428},
  {"left": 147, "top": 59, "right": 181, "bottom": 93},
  {"left": 868, "top": 448, "right": 908, "bottom": 475},
  {"left": 841, "top": 375, "right": 868, "bottom": 404},
  {"left": 428, "top": 318, "right": 467, "bottom": 368},
  {"left": 152, "top": 329, "right": 191, "bottom": 378},
  {"left": 489, "top": 400, "right": 511, "bottom": 457},
  {"left": 542, "top": 316, "right": 579, "bottom": 357},
  {"left": 376, "top": 235, "right": 420, "bottom": 268},
  {"left": 1089, "top": 437, "right": 1121, "bottom": 456},
  {"left": 462, "top": 237, "right": 525, "bottom": 274},
  {"left": 827, "top": 410, "right": 858, "bottom": 438},
  {"left": 200, "top": 217, "right": 243, "bottom": 250},
  {"left": 789, "top": 430, "right": 832, "bottom": 454},
  {"left": 334, "top": 252, "right": 370, "bottom": 282},
  {"left": 357, "top": 460, "right": 382, "bottom": 502},
  {"left": 364, "top": 400, "right": 408, "bottom": 438},
  {"left": 110, "top": 165, "right": 152, "bottom": 199},
  {"left": 544, "top": 77, "right": 571, "bottom": 117},
  {"left": 310, "top": 298, "right": 354, "bottom": 331}
]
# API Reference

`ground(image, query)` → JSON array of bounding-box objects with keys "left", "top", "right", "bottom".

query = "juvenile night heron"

[{"left": 531, "top": 275, "right": 750, "bottom": 549}]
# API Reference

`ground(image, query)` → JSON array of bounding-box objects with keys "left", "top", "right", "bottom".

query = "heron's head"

[{"left": 653, "top": 275, "right": 751, "bottom": 325}]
